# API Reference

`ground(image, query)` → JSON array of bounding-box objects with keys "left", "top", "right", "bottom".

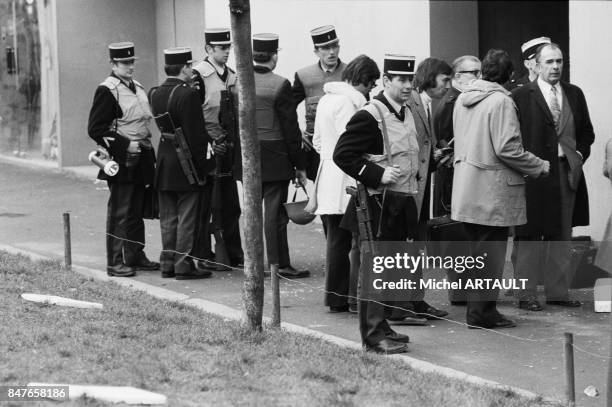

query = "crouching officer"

[
  {"left": 149, "top": 47, "right": 212, "bottom": 280},
  {"left": 87, "top": 42, "right": 159, "bottom": 277}
]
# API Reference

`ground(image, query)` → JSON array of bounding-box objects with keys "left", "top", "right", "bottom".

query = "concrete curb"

[
  {"left": 0, "top": 154, "right": 98, "bottom": 182},
  {"left": 0, "top": 244, "right": 560, "bottom": 405}
]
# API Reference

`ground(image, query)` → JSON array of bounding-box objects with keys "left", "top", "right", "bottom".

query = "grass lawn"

[{"left": 0, "top": 251, "right": 561, "bottom": 407}]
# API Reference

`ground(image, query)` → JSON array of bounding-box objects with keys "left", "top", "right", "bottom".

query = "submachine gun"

[
  {"left": 154, "top": 112, "right": 205, "bottom": 187},
  {"left": 346, "top": 183, "right": 378, "bottom": 256},
  {"left": 209, "top": 89, "right": 238, "bottom": 270}
]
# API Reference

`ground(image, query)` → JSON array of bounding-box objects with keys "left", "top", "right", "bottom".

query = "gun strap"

[{"left": 369, "top": 99, "right": 395, "bottom": 239}]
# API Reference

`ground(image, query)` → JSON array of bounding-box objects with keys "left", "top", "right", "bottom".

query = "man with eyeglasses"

[
  {"left": 432, "top": 56, "right": 481, "bottom": 218},
  {"left": 431, "top": 55, "right": 481, "bottom": 306},
  {"left": 87, "top": 42, "right": 159, "bottom": 278},
  {"left": 511, "top": 43, "right": 594, "bottom": 311},
  {"left": 293, "top": 25, "right": 347, "bottom": 182},
  {"left": 192, "top": 28, "right": 244, "bottom": 271}
]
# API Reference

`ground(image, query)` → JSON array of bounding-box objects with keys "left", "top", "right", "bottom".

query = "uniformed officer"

[
  {"left": 192, "top": 28, "right": 244, "bottom": 269},
  {"left": 245, "top": 33, "right": 308, "bottom": 277},
  {"left": 149, "top": 47, "right": 211, "bottom": 280},
  {"left": 333, "top": 54, "right": 425, "bottom": 354},
  {"left": 293, "top": 25, "right": 347, "bottom": 182},
  {"left": 87, "top": 42, "right": 159, "bottom": 277},
  {"left": 506, "top": 36, "right": 551, "bottom": 90}
]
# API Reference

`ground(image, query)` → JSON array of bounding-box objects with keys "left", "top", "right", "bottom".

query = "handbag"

[{"left": 142, "top": 185, "right": 159, "bottom": 220}]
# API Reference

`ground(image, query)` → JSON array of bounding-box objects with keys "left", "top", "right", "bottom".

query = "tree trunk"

[{"left": 229, "top": 0, "right": 264, "bottom": 331}]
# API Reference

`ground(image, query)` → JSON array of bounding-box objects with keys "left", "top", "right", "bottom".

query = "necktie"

[
  {"left": 398, "top": 105, "right": 406, "bottom": 121},
  {"left": 550, "top": 86, "right": 561, "bottom": 129}
]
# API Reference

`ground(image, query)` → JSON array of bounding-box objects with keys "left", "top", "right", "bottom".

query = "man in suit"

[
  {"left": 245, "top": 33, "right": 308, "bottom": 278},
  {"left": 192, "top": 28, "right": 244, "bottom": 270},
  {"left": 506, "top": 36, "right": 551, "bottom": 91},
  {"left": 149, "top": 47, "right": 212, "bottom": 280},
  {"left": 334, "top": 54, "right": 423, "bottom": 354},
  {"left": 512, "top": 43, "right": 595, "bottom": 311},
  {"left": 293, "top": 25, "right": 347, "bottom": 182},
  {"left": 452, "top": 49, "right": 549, "bottom": 329},
  {"left": 432, "top": 55, "right": 481, "bottom": 217},
  {"left": 386, "top": 57, "right": 451, "bottom": 324},
  {"left": 87, "top": 42, "right": 159, "bottom": 277}
]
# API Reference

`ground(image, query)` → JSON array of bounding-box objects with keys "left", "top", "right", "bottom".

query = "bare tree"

[{"left": 229, "top": 0, "right": 264, "bottom": 331}]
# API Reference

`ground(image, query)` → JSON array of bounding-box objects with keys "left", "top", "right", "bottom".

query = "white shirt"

[
  {"left": 537, "top": 77, "right": 565, "bottom": 157},
  {"left": 419, "top": 91, "right": 433, "bottom": 120},
  {"left": 383, "top": 90, "right": 404, "bottom": 116}
]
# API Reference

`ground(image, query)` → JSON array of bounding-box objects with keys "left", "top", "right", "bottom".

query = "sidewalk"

[{"left": 0, "top": 158, "right": 609, "bottom": 406}]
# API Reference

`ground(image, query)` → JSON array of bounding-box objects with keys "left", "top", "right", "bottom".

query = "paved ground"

[{"left": 1, "top": 158, "right": 610, "bottom": 406}]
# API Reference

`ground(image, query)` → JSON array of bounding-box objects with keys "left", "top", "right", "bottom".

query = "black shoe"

[
  {"left": 175, "top": 269, "right": 212, "bottom": 280},
  {"left": 329, "top": 305, "right": 349, "bottom": 313},
  {"left": 348, "top": 304, "right": 358, "bottom": 314},
  {"left": 107, "top": 264, "right": 136, "bottom": 277},
  {"left": 468, "top": 316, "right": 516, "bottom": 329},
  {"left": 161, "top": 270, "right": 175, "bottom": 278},
  {"left": 546, "top": 299, "right": 581, "bottom": 307},
  {"left": 415, "top": 304, "right": 449, "bottom": 320},
  {"left": 196, "top": 260, "right": 222, "bottom": 272},
  {"left": 126, "top": 258, "right": 160, "bottom": 271},
  {"left": 519, "top": 299, "right": 543, "bottom": 311},
  {"left": 277, "top": 265, "right": 310, "bottom": 278},
  {"left": 231, "top": 258, "right": 244, "bottom": 268},
  {"left": 365, "top": 338, "right": 409, "bottom": 354},
  {"left": 385, "top": 331, "right": 410, "bottom": 343},
  {"left": 388, "top": 316, "right": 428, "bottom": 326}
]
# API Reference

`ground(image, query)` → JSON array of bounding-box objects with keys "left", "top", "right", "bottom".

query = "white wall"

[
  {"left": 570, "top": 1, "right": 612, "bottom": 240},
  {"left": 205, "top": 0, "right": 430, "bottom": 94},
  {"left": 155, "top": 0, "right": 207, "bottom": 84}
]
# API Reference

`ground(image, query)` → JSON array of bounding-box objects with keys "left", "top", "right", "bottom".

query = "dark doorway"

[{"left": 478, "top": 0, "right": 569, "bottom": 82}]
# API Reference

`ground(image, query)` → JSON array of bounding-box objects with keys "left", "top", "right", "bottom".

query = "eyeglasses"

[{"left": 458, "top": 70, "right": 481, "bottom": 76}]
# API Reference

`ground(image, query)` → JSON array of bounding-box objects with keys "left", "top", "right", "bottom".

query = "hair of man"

[
  {"left": 413, "top": 58, "right": 452, "bottom": 91},
  {"left": 534, "top": 42, "right": 562, "bottom": 64},
  {"left": 341, "top": 54, "right": 380, "bottom": 87},
  {"left": 253, "top": 51, "right": 276, "bottom": 64},
  {"left": 481, "top": 49, "right": 514, "bottom": 85},
  {"left": 164, "top": 64, "right": 186, "bottom": 76},
  {"left": 452, "top": 55, "right": 480, "bottom": 74}
]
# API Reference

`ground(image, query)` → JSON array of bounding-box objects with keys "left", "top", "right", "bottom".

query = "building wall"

[
  {"left": 56, "top": 0, "right": 157, "bottom": 166},
  {"left": 570, "top": 1, "right": 612, "bottom": 240},
  {"left": 155, "top": 0, "right": 206, "bottom": 85},
  {"left": 429, "top": 0, "right": 478, "bottom": 63},
  {"left": 204, "top": 0, "right": 430, "bottom": 100}
]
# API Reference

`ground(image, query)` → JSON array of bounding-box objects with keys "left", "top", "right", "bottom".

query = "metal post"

[
  {"left": 63, "top": 213, "right": 71, "bottom": 271},
  {"left": 607, "top": 285, "right": 612, "bottom": 407},
  {"left": 271, "top": 264, "right": 280, "bottom": 327},
  {"left": 564, "top": 332, "right": 576, "bottom": 407}
]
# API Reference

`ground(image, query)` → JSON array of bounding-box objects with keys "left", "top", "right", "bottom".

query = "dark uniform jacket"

[
  {"left": 87, "top": 73, "right": 155, "bottom": 184},
  {"left": 505, "top": 74, "right": 531, "bottom": 91},
  {"left": 512, "top": 80, "right": 595, "bottom": 235},
  {"left": 235, "top": 65, "right": 305, "bottom": 182},
  {"left": 149, "top": 78, "right": 211, "bottom": 191},
  {"left": 433, "top": 86, "right": 460, "bottom": 145}
]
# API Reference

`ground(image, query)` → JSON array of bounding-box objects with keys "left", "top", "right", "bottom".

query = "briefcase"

[
  {"left": 426, "top": 215, "right": 467, "bottom": 242},
  {"left": 569, "top": 236, "right": 608, "bottom": 289}
]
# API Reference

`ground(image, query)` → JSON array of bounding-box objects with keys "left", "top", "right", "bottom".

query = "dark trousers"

[
  {"left": 193, "top": 180, "right": 214, "bottom": 261},
  {"left": 218, "top": 177, "right": 243, "bottom": 263},
  {"left": 306, "top": 149, "right": 320, "bottom": 182},
  {"left": 262, "top": 181, "right": 290, "bottom": 266},
  {"left": 353, "top": 192, "right": 419, "bottom": 346},
  {"left": 106, "top": 182, "right": 146, "bottom": 266},
  {"left": 461, "top": 222, "right": 509, "bottom": 327},
  {"left": 513, "top": 159, "right": 575, "bottom": 301},
  {"left": 159, "top": 190, "right": 199, "bottom": 274},
  {"left": 321, "top": 214, "right": 353, "bottom": 307}
]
